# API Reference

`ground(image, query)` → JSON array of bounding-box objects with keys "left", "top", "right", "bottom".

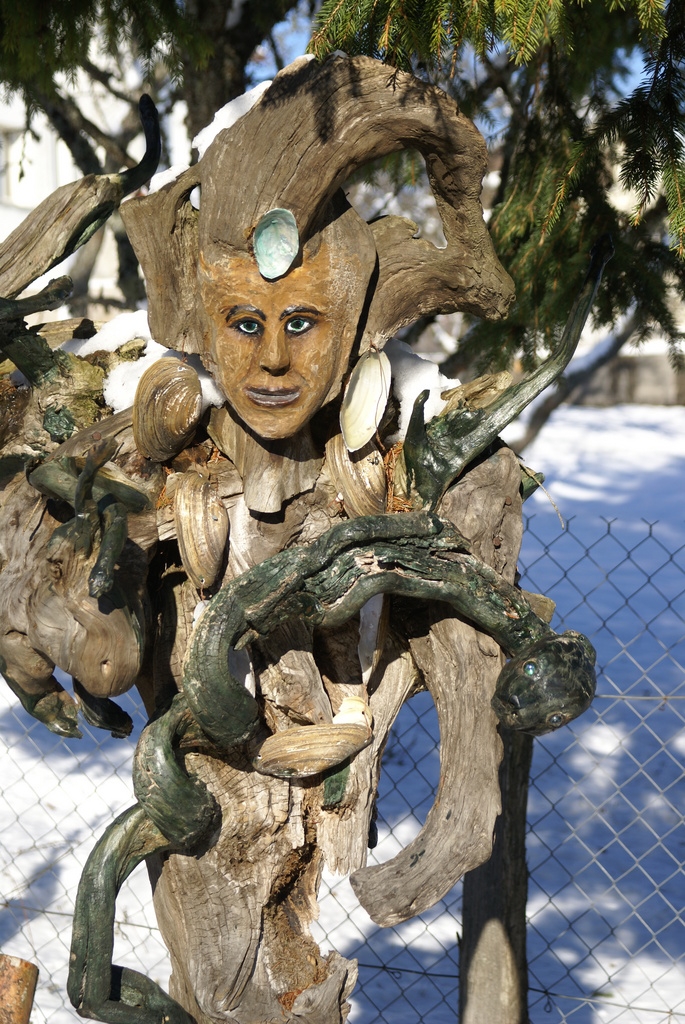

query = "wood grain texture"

[
  {"left": 0, "top": 176, "right": 123, "bottom": 298},
  {"left": 0, "top": 55, "right": 529, "bottom": 1024},
  {"left": 121, "top": 55, "right": 514, "bottom": 360},
  {"left": 0, "top": 953, "right": 39, "bottom": 1024},
  {"left": 460, "top": 730, "right": 534, "bottom": 1024},
  {"left": 350, "top": 446, "right": 523, "bottom": 925}
]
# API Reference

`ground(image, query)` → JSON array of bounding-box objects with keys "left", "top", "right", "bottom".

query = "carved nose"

[{"left": 259, "top": 329, "right": 290, "bottom": 374}]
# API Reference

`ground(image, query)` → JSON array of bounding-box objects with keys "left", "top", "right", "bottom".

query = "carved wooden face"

[{"left": 200, "top": 245, "right": 360, "bottom": 439}]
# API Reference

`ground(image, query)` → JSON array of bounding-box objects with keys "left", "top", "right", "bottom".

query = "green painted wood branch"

[
  {"left": 404, "top": 235, "right": 615, "bottom": 507},
  {"left": 0, "top": 275, "right": 73, "bottom": 323},
  {"left": 0, "top": 329, "right": 76, "bottom": 387},
  {"left": 67, "top": 805, "right": 192, "bottom": 1024},
  {"left": 132, "top": 693, "right": 220, "bottom": 846},
  {"left": 30, "top": 453, "right": 151, "bottom": 513},
  {"left": 182, "top": 510, "right": 594, "bottom": 751},
  {"left": 70, "top": 506, "right": 595, "bottom": 1024}
]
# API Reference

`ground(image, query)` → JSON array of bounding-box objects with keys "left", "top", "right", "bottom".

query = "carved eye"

[
  {"left": 235, "top": 318, "right": 262, "bottom": 335},
  {"left": 523, "top": 661, "right": 536, "bottom": 677},
  {"left": 547, "top": 712, "right": 564, "bottom": 727},
  {"left": 285, "top": 316, "right": 313, "bottom": 335}
]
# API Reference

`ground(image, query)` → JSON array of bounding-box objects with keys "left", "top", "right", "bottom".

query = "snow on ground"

[
  {"left": 1, "top": 403, "right": 684, "bottom": 1024},
  {"left": 505, "top": 404, "right": 685, "bottom": 538}
]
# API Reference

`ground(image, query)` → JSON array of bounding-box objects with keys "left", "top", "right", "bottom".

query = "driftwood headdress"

[{"left": 121, "top": 55, "right": 514, "bottom": 392}]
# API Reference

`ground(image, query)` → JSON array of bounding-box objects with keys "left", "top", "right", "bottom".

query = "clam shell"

[
  {"left": 252, "top": 722, "right": 372, "bottom": 778},
  {"left": 325, "top": 432, "right": 386, "bottom": 517},
  {"left": 133, "top": 359, "right": 203, "bottom": 462},
  {"left": 340, "top": 345, "right": 391, "bottom": 452},
  {"left": 174, "top": 467, "right": 229, "bottom": 590},
  {"left": 253, "top": 208, "right": 299, "bottom": 280},
  {"left": 332, "top": 696, "right": 373, "bottom": 728}
]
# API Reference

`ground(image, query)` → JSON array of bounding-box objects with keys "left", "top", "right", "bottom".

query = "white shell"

[
  {"left": 253, "top": 208, "right": 299, "bottom": 279},
  {"left": 332, "top": 696, "right": 373, "bottom": 728},
  {"left": 340, "top": 345, "right": 391, "bottom": 452}
]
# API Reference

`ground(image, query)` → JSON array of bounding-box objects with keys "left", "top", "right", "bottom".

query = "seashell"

[
  {"left": 252, "top": 722, "right": 372, "bottom": 778},
  {"left": 174, "top": 467, "right": 229, "bottom": 590},
  {"left": 324, "top": 432, "right": 386, "bottom": 517},
  {"left": 340, "top": 344, "right": 391, "bottom": 452},
  {"left": 253, "top": 208, "right": 299, "bottom": 279},
  {"left": 332, "top": 696, "right": 373, "bottom": 728},
  {"left": 133, "top": 359, "right": 203, "bottom": 462}
]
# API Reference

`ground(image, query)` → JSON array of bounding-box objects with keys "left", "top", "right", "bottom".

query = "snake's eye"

[
  {"left": 547, "top": 712, "right": 563, "bottom": 727},
  {"left": 523, "top": 661, "right": 536, "bottom": 677}
]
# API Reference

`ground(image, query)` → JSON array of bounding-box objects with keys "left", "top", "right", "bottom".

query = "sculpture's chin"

[{"left": 242, "top": 413, "right": 311, "bottom": 442}]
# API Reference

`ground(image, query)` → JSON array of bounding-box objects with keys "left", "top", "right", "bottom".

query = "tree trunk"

[
  {"left": 180, "top": 0, "right": 300, "bottom": 145},
  {"left": 460, "top": 730, "right": 534, "bottom": 1024}
]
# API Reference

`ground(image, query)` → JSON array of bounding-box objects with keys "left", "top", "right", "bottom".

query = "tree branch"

[
  {"left": 80, "top": 59, "right": 137, "bottom": 106},
  {"left": 32, "top": 87, "right": 134, "bottom": 171}
]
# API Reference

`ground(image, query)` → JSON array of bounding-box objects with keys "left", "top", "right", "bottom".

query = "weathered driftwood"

[
  {"left": 0, "top": 96, "right": 159, "bottom": 299},
  {"left": 66, "top": 459, "right": 519, "bottom": 1023},
  {"left": 0, "top": 98, "right": 160, "bottom": 462},
  {"left": 64, "top": 450, "right": 597, "bottom": 1024},
  {"left": 120, "top": 55, "right": 514, "bottom": 360},
  {"left": 0, "top": 953, "right": 39, "bottom": 1024},
  {"left": 0, "top": 55, "right": 607, "bottom": 1024},
  {"left": 460, "top": 730, "right": 534, "bottom": 1024},
  {"left": 351, "top": 446, "right": 525, "bottom": 926}
]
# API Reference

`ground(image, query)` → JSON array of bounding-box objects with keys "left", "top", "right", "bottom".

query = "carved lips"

[{"left": 244, "top": 386, "right": 301, "bottom": 407}]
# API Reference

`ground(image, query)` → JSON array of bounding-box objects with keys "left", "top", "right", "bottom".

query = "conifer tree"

[
  {"left": 1, "top": 0, "right": 683, "bottom": 395},
  {"left": 0, "top": 0, "right": 305, "bottom": 310},
  {"left": 311, "top": 0, "right": 685, "bottom": 391}
]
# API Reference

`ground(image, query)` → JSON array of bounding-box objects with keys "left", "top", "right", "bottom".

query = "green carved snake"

[{"left": 68, "top": 511, "right": 596, "bottom": 1024}]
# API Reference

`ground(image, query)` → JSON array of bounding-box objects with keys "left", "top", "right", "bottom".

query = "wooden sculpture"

[{"left": 0, "top": 56, "right": 606, "bottom": 1024}]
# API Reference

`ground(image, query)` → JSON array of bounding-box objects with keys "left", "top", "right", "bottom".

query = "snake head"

[
  {"left": 403, "top": 390, "right": 486, "bottom": 508},
  {"left": 492, "top": 630, "right": 597, "bottom": 736}
]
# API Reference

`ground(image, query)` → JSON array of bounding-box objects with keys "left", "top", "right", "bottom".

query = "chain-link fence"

[{"left": 1, "top": 514, "right": 683, "bottom": 1023}]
